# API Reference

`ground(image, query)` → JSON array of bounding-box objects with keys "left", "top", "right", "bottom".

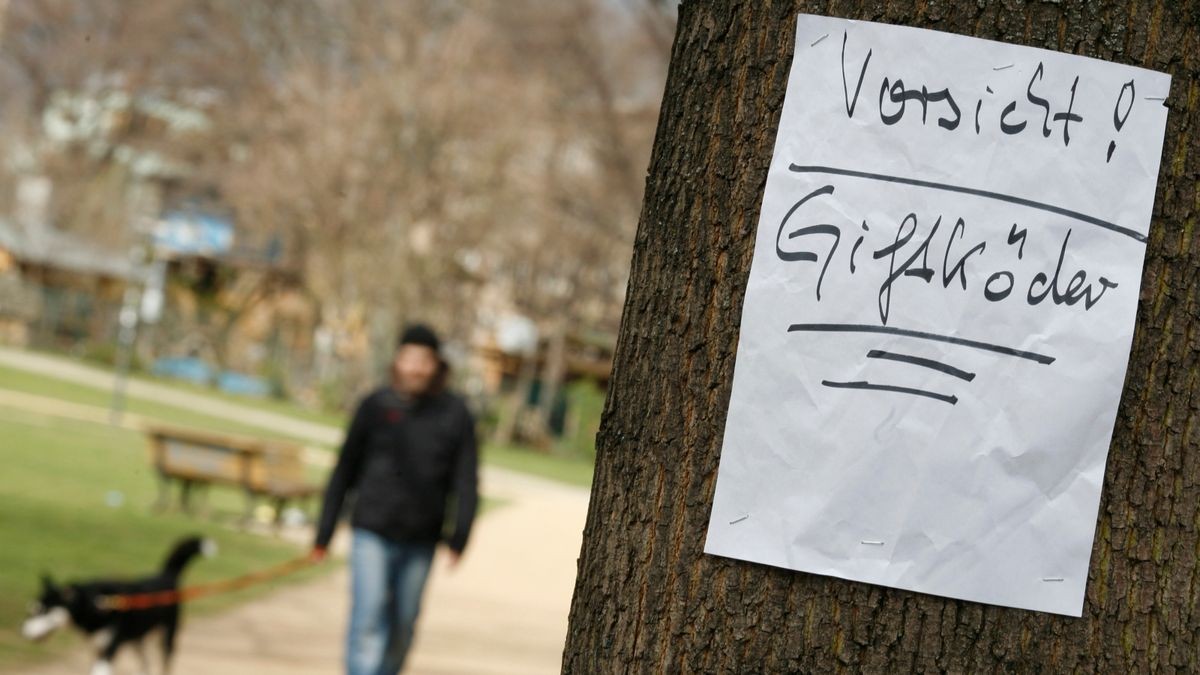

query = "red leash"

[{"left": 94, "top": 556, "right": 318, "bottom": 612}]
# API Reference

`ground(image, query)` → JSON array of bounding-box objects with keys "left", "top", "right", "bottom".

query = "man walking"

[{"left": 312, "top": 324, "right": 479, "bottom": 675}]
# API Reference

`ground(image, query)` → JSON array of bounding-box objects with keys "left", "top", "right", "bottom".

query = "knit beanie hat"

[{"left": 398, "top": 323, "right": 441, "bottom": 354}]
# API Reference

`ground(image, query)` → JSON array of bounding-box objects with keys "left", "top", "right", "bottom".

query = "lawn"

[
  {"left": 129, "top": 369, "right": 346, "bottom": 429},
  {"left": 0, "top": 362, "right": 333, "bottom": 448},
  {"left": 0, "top": 354, "right": 598, "bottom": 489},
  {"left": 0, "top": 409, "right": 327, "bottom": 669},
  {"left": 484, "top": 443, "right": 596, "bottom": 489}
]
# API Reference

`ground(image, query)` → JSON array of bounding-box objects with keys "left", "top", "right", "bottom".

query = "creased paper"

[{"left": 704, "top": 14, "right": 1171, "bottom": 616}]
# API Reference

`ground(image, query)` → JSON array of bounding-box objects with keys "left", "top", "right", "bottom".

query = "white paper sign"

[{"left": 704, "top": 15, "right": 1171, "bottom": 616}]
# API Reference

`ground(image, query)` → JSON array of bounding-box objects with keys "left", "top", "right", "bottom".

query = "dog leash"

[{"left": 94, "top": 556, "right": 318, "bottom": 612}]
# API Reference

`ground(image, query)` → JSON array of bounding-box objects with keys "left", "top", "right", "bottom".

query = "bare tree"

[{"left": 0, "top": 0, "right": 672, "bottom": 407}]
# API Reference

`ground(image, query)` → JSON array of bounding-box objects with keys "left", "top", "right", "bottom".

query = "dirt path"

[{"left": 0, "top": 351, "right": 590, "bottom": 674}]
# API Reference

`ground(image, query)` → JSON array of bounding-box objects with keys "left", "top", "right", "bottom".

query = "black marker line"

[
  {"left": 867, "top": 349, "right": 977, "bottom": 381},
  {"left": 788, "top": 164, "right": 1146, "bottom": 244},
  {"left": 822, "top": 379, "right": 958, "bottom": 405},
  {"left": 788, "top": 323, "right": 1055, "bottom": 364}
]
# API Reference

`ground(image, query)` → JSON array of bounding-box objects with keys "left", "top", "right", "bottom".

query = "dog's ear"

[{"left": 39, "top": 573, "right": 56, "bottom": 591}]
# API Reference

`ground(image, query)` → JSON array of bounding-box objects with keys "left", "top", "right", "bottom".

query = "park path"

[{"left": 0, "top": 349, "right": 591, "bottom": 674}]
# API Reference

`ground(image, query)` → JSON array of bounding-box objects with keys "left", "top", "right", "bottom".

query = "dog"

[{"left": 22, "top": 535, "right": 217, "bottom": 675}]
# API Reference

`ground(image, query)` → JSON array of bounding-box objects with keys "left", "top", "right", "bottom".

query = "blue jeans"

[{"left": 346, "top": 528, "right": 435, "bottom": 675}]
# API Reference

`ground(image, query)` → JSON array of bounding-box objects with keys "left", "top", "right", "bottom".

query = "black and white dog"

[{"left": 22, "top": 535, "right": 216, "bottom": 675}]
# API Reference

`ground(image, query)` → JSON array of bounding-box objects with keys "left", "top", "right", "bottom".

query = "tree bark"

[{"left": 563, "top": 1, "right": 1200, "bottom": 672}]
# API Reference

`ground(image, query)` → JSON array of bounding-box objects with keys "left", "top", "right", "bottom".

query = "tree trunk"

[
  {"left": 536, "top": 320, "right": 568, "bottom": 442},
  {"left": 493, "top": 350, "right": 539, "bottom": 447},
  {"left": 564, "top": 1, "right": 1199, "bottom": 672}
]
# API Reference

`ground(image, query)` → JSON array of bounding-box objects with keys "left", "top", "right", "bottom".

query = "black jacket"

[{"left": 314, "top": 386, "right": 479, "bottom": 553}]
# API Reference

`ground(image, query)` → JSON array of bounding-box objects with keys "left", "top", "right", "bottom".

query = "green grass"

[
  {"left": 0, "top": 410, "right": 329, "bottom": 669},
  {"left": 1, "top": 356, "right": 597, "bottom": 489},
  {"left": 133, "top": 371, "right": 346, "bottom": 428},
  {"left": 0, "top": 363, "right": 335, "bottom": 448},
  {"left": 484, "top": 443, "right": 596, "bottom": 488},
  {"left": 52, "top": 345, "right": 347, "bottom": 429}
]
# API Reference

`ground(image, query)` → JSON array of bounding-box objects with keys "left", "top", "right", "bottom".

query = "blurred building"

[
  {"left": 0, "top": 215, "right": 134, "bottom": 348},
  {"left": 0, "top": 86, "right": 319, "bottom": 399}
]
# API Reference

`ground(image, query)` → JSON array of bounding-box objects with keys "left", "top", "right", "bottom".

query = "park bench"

[{"left": 145, "top": 424, "right": 321, "bottom": 527}]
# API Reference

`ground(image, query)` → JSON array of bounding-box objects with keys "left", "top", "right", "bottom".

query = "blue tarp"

[
  {"left": 215, "top": 371, "right": 271, "bottom": 398},
  {"left": 151, "top": 357, "right": 212, "bottom": 385},
  {"left": 153, "top": 211, "right": 234, "bottom": 255},
  {"left": 151, "top": 357, "right": 271, "bottom": 398}
]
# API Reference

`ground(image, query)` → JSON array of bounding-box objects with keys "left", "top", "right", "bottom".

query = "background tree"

[
  {"left": 0, "top": 0, "right": 673, "bottom": 410},
  {"left": 564, "top": 1, "right": 1199, "bottom": 672}
]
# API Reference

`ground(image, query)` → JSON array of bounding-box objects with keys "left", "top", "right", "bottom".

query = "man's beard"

[{"left": 394, "top": 373, "right": 439, "bottom": 398}]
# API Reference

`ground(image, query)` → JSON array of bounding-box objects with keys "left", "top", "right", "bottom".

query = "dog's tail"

[{"left": 161, "top": 535, "right": 218, "bottom": 578}]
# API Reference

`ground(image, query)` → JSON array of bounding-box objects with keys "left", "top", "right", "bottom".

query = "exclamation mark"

[{"left": 1107, "top": 79, "right": 1136, "bottom": 163}]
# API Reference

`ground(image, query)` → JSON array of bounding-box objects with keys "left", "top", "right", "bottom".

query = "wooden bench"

[{"left": 145, "top": 425, "right": 321, "bottom": 526}]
